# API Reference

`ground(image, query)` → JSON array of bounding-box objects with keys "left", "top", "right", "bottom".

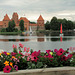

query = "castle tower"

[
  {"left": 3, "top": 14, "right": 10, "bottom": 28},
  {"left": 37, "top": 15, "right": 44, "bottom": 30},
  {"left": 12, "top": 12, "right": 18, "bottom": 24}
]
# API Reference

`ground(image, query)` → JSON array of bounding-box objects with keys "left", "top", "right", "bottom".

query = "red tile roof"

[
  {"left": 19, "top": 17, "right": 29, "bottom": 22},
  {"left": 37, "top": 15, "right": 44, "bottom": 21},
  {"left": 3, "top": 14, "right": 10, "bottom": 21},
  {"left": 13, "top": 12, "right": 18, "bottom": 16},
  {"left": 30, "top": 23, "right": 37, "bottom": 26},
  {"left": 0, "top": 21, "right": 3, "bottom": 25}
]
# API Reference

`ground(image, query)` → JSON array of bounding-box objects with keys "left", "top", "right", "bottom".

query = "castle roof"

[
  {"left": 19, "top": 17, "right": 29, "bottom": 22},
  {"left": 0, "top": 21, "right": 3, "bottom": 25},
  {"left": 37, "top": 15, "right": 44, "bottom": 21},
  {"left": 13, "top": 12, "right": 18, "bottom": 16},
  {"left": 3, "top": 14, "right": 10, "bottom": 21}
]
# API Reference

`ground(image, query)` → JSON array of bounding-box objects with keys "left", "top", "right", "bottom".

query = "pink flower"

[
  {"left": 24, "top": 47, "right": 30, "bottom": 52},
  {"left": 27, "top": 55, "right": 34, "bottom": 61},
  {"left": 56, "top": 48, "right": 65, "bottom": 56},
  {"left": 12, "top": 45, "right": 17, "bottom": 49},
  {"left": 27, "top": 48, "right": 30, "bottom": 52},
  {"left": 3, "top": 66, "right": 11, "bottom": 73},
  {"left": 24, "top": 47, "right": 27, "bottom": 52},
  {"left": 25, "top": 53, "right": 30, "bottom": 56},
  {"left": 27, "top": 57, "right": 30, "bottom": 61},
  {"left": 19, "top": 43, "right": 24, "bottom": 48},
  {"left": 30, "top": 55, "right": 34, "bottom": 61},
  {"left": 14, "top": 65, "right": 18, "bottom": 71}
]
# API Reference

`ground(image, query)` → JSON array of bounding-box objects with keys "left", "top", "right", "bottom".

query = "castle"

[{"left": 0, "top": 12, "right": 45, "bottom": 31}]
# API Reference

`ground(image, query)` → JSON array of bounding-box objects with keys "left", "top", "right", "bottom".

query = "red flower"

[
  {"left": 3, "top": 51, "right": 7, "bottom": 55},
  {"left": 54, "top": 49, "right": 58, "bottom": 53},
  {"left": 67, "top": 54, "right": 73, "bottom": 59},
  {"left": 31, "top": 50, "right": 40, "bottom": 57},
  {"left": 46, "top": 50, "right": 51, "bottom": 54},
  {"left": 44, "top": 54, "right": 53, "bottom": 59},
  {"left": 56, "top": 48, "right": 65, "bottom": 56},
  {"left": 61, "top": 55, "right": 68, "bottom": 61},
  {"left": 3, "top": 66, "right": 11, "bottom": 73},
  {"left": 19, "top": 51, "right": 24, "bottom": 56},
  {"left": 11, "top": 52, "right": 17, "bottom": 56},
  {"left": 33, "top": 56, "right": 38, "bottom": 62}
]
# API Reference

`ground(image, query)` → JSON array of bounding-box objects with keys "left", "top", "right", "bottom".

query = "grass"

[{"left": 0, "top": 31, "right": 22, "bottom": 35}]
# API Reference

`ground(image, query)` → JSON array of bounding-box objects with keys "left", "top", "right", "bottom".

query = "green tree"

[
  {"left": 45, "top": 21, "right": 50, "bottom": 30},
  {"left": 6, "top": 20, "right": 16, "bottom": 32},
  {"left": 19, "top": 20, "right": 24, "bottom": 31},
  {"left": 50, "top": 17, "right": 59, "bottom": 30},
  {"left": 6, "top": 21, "right": 13, "bottom": 32},
  {"left": 67, "top": 20, "right": 74, "bottom": 30},
  {"left": 12, "top": 20, "right": 16, "bottom": 29}
]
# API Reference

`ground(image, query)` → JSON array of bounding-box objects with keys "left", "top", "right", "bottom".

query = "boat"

[{"left": 60, "top": 24, "right": 64, "bottom": 36}]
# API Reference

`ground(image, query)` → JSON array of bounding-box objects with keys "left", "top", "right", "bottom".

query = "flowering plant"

[{"left": 0, "top": 43, "right": 74, "bottom": 73}]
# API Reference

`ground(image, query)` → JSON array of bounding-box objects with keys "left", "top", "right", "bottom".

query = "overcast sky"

[{"left": 0, "top": 0, "right": 75, "bottom": 22}]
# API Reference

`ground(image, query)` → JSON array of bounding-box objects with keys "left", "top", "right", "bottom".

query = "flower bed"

[{"left": 0, "top": 43, "right": 74, "bottom": 73}]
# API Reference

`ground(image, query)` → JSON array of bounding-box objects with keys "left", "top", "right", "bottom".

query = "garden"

[{"left": 0, "top": 43, "right": 75, "bottom": 73}]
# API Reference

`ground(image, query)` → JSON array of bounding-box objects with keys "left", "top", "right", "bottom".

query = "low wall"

[{"left": 0, "top": 67, "right": 75, "bottom": 75}]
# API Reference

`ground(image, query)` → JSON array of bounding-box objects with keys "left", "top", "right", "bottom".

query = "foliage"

[
  {"left": 6, "top": 20, "right": 16, "bottom": 32},
  {"left": 45, "top": 21, "right": 50, "bottom": 30},
  {"left": 30, "top": 21, "right": 36, "bottom": 24},
  {"left": 50, "top": 17, "right": 59, "bottom": 30},
  {"left": 19, "top": 20, "right": 24, "bottom": 31},
  {"left": 1, "top": 28, "right": 6, "bottom": 32},
  {"left": 0, "top": 43, "right": 74, "bottom": 73},
  {"left": 45, "top": 16, "right": 75, "bottom": 30}
]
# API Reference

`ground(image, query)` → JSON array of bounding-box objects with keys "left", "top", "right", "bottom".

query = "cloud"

[{"left": 0, "top": 0, "right": 75, "bottom": 21}]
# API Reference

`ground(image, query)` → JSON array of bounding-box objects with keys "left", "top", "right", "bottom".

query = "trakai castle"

[{"left": 0, "top": 12, "right": 45, "bottom": 31}]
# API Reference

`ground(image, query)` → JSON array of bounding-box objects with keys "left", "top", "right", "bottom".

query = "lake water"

[{"left": 0, "top": 31, "right": 75, "bottom": 52}]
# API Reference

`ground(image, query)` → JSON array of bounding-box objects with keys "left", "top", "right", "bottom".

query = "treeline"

[
  {"left": 45, "top": 16, "right": 75, "bottom": 30},
  {"left": 1, "top": 20, "right": 24, "bottom": 32}
]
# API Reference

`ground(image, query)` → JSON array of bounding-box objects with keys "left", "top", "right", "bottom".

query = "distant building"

[{"left": 0, "top": 12, "right": 45, "bottom": 31}]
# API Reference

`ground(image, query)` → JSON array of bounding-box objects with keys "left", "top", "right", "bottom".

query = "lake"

[{"left": 0, "top": 31, "right": 75, "bottom": 52}]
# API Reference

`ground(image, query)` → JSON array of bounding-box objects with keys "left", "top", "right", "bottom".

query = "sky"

[{"left": 0, "top": 0, "right": 75, "bottom": 22}]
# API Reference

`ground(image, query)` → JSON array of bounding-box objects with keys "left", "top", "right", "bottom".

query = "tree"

[
  {"left": 6, "top": 20, "right": 16, "bottom": 32},
  {"left": 45, "top": 21, "right": 50, "bottom": 30},
  {"left": 12, "top": 20, "right": 16, "bottom": 29},
  {"left": 50, "top": 17, "right": 59, "bottom": 30},
  {"left": 67, "top": 20, "right": 74, "bottom": 30},
  {"left": 6, "top": 21, "right": 13, "bottom": 32},
  {"left": 19, "top": 20, "right": 24, "bottom": 31}
]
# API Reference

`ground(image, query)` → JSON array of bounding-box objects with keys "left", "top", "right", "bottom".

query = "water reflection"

[
  {"left": 0, "top": 32, "right": 75, "bottom": 42},
  {"left": 0, "top": 32, "right": 75, "bottom": 51},
  {"left": 60, "top": 37, "right": 62, "bottom": 42}
]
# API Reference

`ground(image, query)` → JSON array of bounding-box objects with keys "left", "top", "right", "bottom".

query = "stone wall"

[{"left": 0, "top": 67, "right": 75, "bottom": 75}]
